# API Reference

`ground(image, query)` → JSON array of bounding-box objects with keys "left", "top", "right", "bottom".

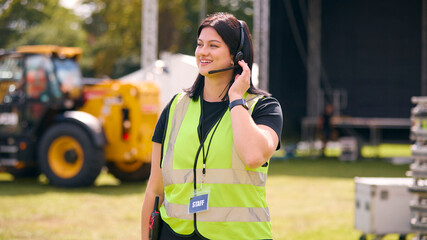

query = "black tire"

[
  {"left": 107, "top": 161, "right": 151, "bottom": 182},
  {"left": 398, "top": 234, "right": 406, "bottom": 240},
  {"left": 38, "top": 122, "right": 105, "bottom": 187}
]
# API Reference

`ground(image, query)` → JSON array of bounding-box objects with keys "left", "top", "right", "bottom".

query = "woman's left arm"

[{"left": 228, "top": 60, "right": 279, "bottom": 169}]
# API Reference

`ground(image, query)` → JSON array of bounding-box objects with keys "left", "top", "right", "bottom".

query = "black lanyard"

[{"left": 193, "top": 93, "right": 228, "bottom": 190}]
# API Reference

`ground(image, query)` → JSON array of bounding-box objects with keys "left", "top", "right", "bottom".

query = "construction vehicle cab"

[{"left": 0, "top": 45, "right": 159, "bottom": 187}]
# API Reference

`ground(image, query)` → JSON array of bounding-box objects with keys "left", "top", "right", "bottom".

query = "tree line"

[{"left": 0, "top": 0, "right": 254, "bottom": 78}]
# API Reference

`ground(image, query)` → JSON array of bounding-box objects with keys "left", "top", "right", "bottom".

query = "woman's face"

[{"left": 195, "top": 27, "right": 233, "bottom": 76}]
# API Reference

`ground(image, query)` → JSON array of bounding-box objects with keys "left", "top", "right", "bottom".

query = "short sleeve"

[
  {"left": 152, "top": 98, "right": 174, "bottom": 143},
  {"left": 251, "top": 96, "right": 283, "bottom": 150}
]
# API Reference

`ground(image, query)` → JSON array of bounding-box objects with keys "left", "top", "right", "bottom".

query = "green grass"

[
  {"left": 267, "top": 158, "right": 411, "bottom": 240},
  {"left": 0, "top": 158, "right": 413, "bottom": 240}
]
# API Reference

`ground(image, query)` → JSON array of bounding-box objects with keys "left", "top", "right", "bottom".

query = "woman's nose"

[{"left": 197, "top": 45, "right": 208, "bottom": 56}]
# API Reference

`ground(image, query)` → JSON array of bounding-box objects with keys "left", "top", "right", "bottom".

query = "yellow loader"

[{"left": 0, "top": 45, "right": 159, "bottom": 187}]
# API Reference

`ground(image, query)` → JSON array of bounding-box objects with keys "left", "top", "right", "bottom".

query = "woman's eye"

[
  {"left": 210, "top": 45, "right": 218, "bottom": 48},
  {"left": 197, "top": 43, "right": 203, "bottom": 47}
]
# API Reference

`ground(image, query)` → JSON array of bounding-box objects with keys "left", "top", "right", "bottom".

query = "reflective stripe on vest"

[
  {"left": 160, "top": 92, "right": 272, "bottom": 239},
  {"left": 163, "top": 198, "right": 270, "bottom": 222}
]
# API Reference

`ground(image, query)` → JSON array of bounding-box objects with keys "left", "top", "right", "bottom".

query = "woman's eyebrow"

[{"left": 197, "top": 39, "right": 222, "bottom": 44}]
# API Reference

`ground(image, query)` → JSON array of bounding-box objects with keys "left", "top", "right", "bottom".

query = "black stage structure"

[{"left": 269, "top": 0, "right": 426, "bottom": 143}]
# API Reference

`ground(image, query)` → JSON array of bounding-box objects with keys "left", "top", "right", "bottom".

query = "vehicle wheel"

[
  {"left": 38, "top": 123, "right": 105, "bottom": 187},
  {"left": 398, "top": 234, "right": 406, "bottom": 240},
  {"left": 107, "top": 161, "right": 151, "bottom": 182},
  {"left": 359, "top": 234, "right": 367, "bottom": 240}
]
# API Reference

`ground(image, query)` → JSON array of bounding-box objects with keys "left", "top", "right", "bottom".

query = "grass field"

[{"left": 0, "top": 157, "right": 412, "bottom": 240}]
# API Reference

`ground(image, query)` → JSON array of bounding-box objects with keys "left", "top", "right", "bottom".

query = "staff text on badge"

[{"left": 189, "top": 193, "right": 209, "bottom": 214}]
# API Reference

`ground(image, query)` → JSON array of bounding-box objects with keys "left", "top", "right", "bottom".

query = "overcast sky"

[
  {"left": 59, "top": 0, "right": 78, "bottom": 8},
  {"left": 59, "top": 0, "right": 93, "bottom": 18}
]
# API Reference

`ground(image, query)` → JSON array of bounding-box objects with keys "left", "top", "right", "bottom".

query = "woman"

[{"left": 141, "top": 12, "right": 283, "bottom": 240}]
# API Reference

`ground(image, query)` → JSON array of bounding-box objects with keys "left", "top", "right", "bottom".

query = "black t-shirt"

[
  {"left": 152, "top": 95, "right": 283, "bottom": 150},
  {"left": 322, "top": 112, "right": 332, "bottom": 131}
]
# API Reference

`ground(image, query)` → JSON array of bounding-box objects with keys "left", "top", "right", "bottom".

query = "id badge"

[{"left": 189, "top": 187, "right": 210, "bottom": 214}]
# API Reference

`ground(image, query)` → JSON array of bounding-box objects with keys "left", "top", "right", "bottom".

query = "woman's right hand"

[{"left": 228, "top": 60, "right": 251, "bottom": 101}]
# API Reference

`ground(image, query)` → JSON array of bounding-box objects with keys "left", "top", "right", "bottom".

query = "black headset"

[
  {"left": 208, "top": 20, "right": 246, "bottom": 74},
  {"left": 234, "top": 20, "right": 245, "bottom": 65}
]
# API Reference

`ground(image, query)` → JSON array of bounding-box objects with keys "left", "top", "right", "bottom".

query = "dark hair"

[{"left": 184, "top": 12, "right": 270, "bottom": 101}]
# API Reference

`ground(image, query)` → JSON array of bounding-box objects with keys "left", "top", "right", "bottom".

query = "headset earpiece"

[
  {"left": 234, "top": 21, "right": 245, "bottom": 65},
  {"left": 234, "top": 51, "right": 244, "bottom": 63}
]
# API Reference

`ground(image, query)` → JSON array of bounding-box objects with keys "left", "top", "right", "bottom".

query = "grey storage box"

[
  {"left": 354, "top": 177, "right": 415, "bottom": 236},
  {"left": 340, "top": 137, "right": 358, "bottom": 161}
]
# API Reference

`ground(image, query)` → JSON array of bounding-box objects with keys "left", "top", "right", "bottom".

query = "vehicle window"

[
  {"left": 25, "top": 55, "right": 48, "bottom": 100},
  {"left": 0, "top": 56, "right": 24, "bottom": 104},
  {"left": 53, "top": 58, "right": 82, "bottom": 99}
]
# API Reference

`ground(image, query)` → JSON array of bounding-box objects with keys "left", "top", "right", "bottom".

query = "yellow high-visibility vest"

[{"left": 159, "top": 92, "right": 272, "bottom": 240}]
